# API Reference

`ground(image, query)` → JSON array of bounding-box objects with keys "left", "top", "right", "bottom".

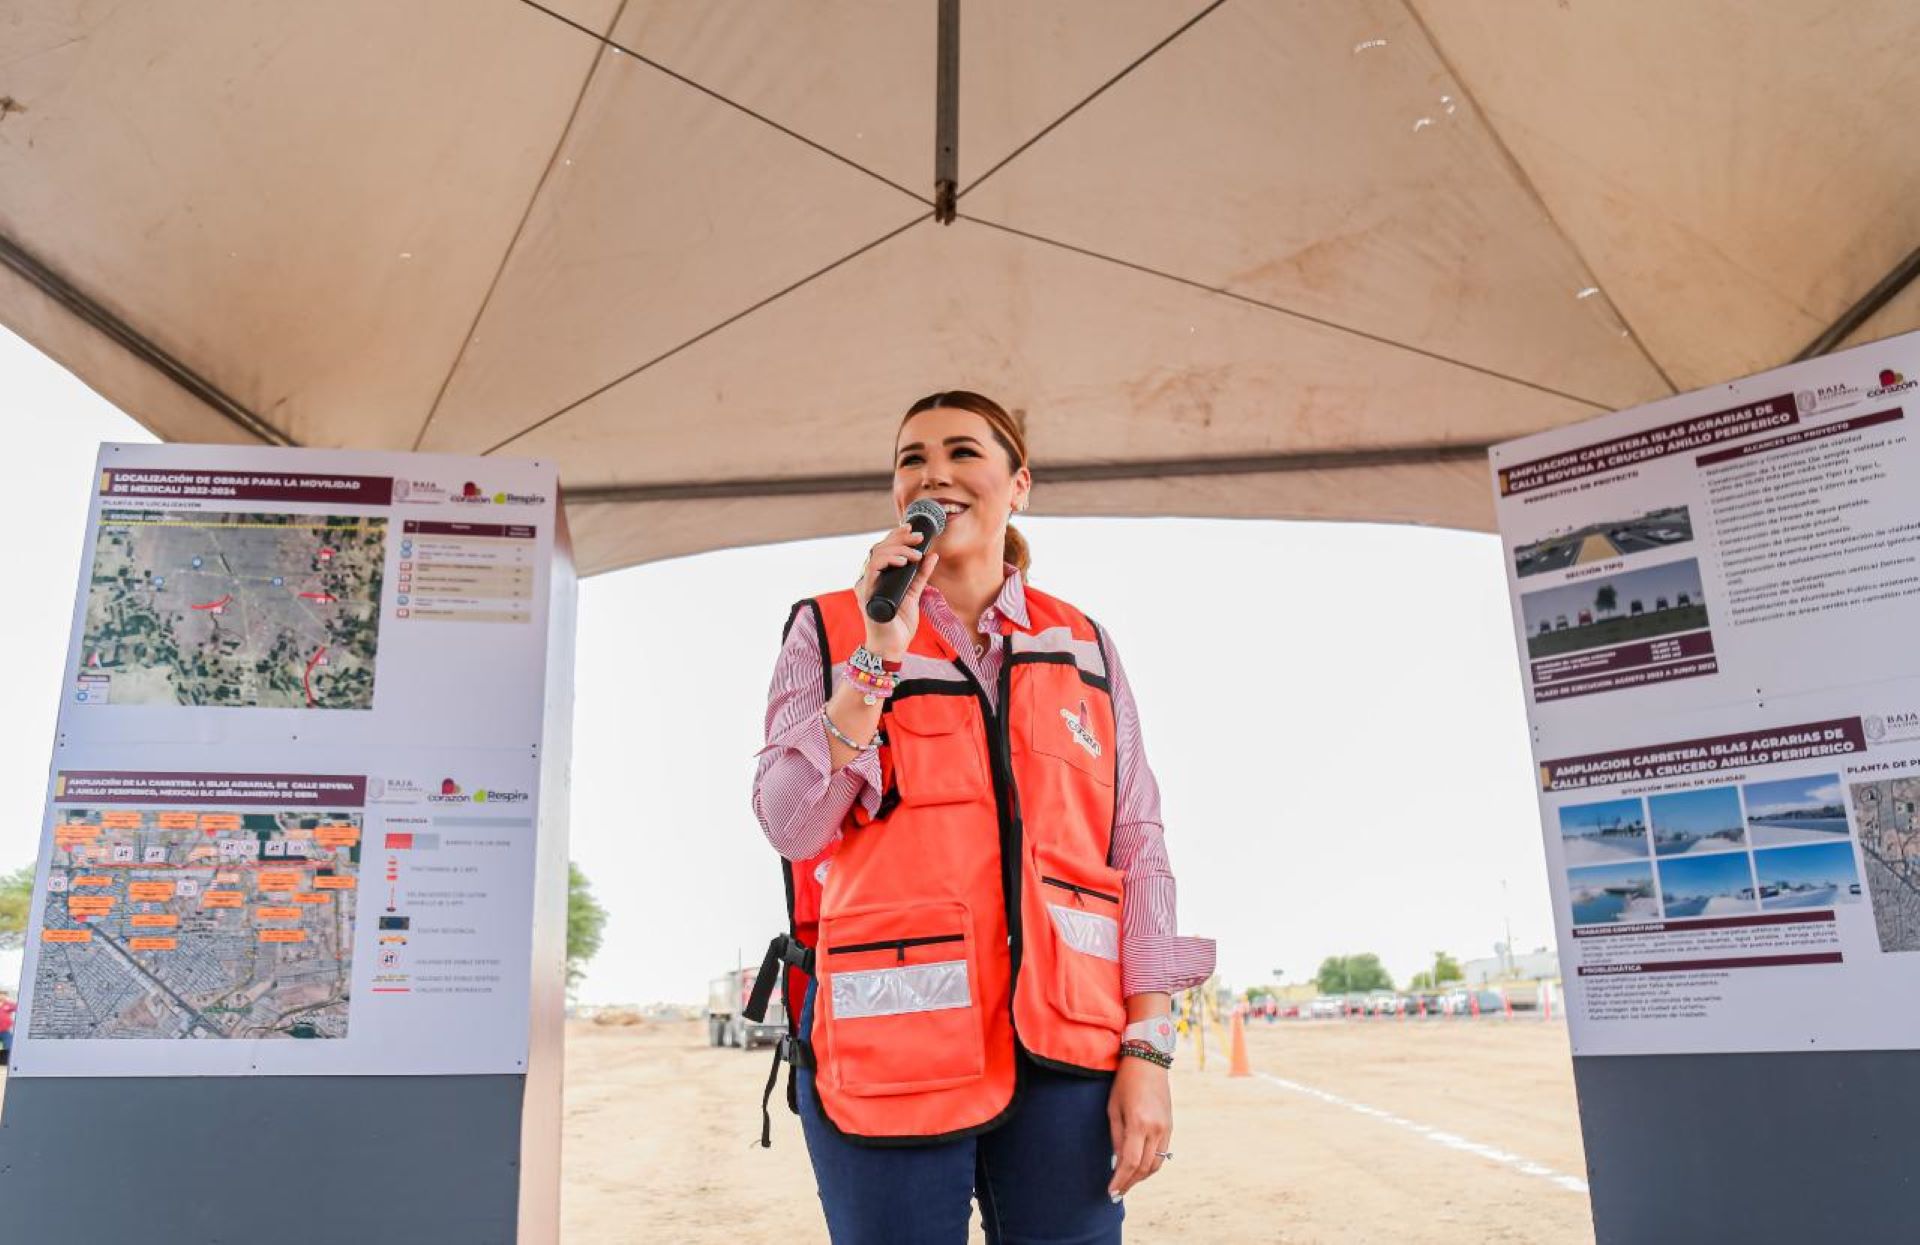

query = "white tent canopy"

[{"left": 3, "top": 0, "right": 1915, "bottom": 574}]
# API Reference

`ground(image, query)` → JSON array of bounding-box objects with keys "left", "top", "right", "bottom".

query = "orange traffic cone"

[
  {"left": 1502, "top": 990, "right": 1513, "bottom": 1019},
  {"left": 1228, "top": 1009, "right": 1252, "bottom": 1077},
  {"left": 1469, "top": 991, "right": 1481, "bottom": 1018}
]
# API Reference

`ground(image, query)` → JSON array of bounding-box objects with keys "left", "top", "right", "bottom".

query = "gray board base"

[
  {"left": 0, "top": 1073, "right": 525, "bottom": 1243},
  {"left": 1575, "top": 1051, "right": 1917, "bottom": 1242}
]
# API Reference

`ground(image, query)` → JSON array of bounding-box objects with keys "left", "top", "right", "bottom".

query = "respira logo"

[
  {"left": 427, "top": 778, "right": 530, "bottom": 804},
  {"left": 1869, "top": 368, "right": 1917, "bottom": 399},
  {"left": 452, "top": 481, "right": 549, "bottom": 506}
]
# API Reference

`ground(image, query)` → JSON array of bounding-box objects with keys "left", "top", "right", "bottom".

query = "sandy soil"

[
  {"left": 0, "top": 1017, "right": 1596, "bottom": 1243},
  {"left": 562, "top": 1016, "right": 1595, "bottom": 1244}
]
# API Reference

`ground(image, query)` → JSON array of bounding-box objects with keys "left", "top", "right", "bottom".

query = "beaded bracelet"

[
  {"left": 1119, "top": 1040, "right": 1173, "bottom": 1070},
  {"left": 820, "top": 705, "right": 881, "bottom": 752},
  {"left": 846, "top": 663, "right": 898, "bottom": 705}
]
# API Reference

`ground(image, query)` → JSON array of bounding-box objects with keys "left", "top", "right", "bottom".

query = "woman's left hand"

[{"left": 1106, "top": 1056, "right": 1173, "bottom": 1200}]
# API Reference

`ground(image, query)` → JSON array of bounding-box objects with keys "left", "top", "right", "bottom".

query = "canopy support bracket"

[{"left": 934, "top": 0, "right": 959, "bottom": 223}]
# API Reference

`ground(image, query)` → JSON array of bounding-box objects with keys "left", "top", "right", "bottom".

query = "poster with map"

[
  {"left": 10, "top": 444, "right": 571, "bottom": 1078},
  {"left": 1493, "top": 329, "right": 1920, "bottom": 1057}
]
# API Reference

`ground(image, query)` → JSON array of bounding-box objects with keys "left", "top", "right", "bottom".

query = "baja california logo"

[
  {"left": 1060, "top": 699, "right": 1103, "bottom": 759},
  {"left": 1869, "top": 368, "right": 1917, "bottom": 399}
]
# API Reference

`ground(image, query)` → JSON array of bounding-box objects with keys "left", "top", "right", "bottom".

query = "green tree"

[
  {"left": 0, "top": 864, "right": 32, "bottom": 950},
  {"left": 567, "top": 862, "right": 608, "bottom": 992},
  {"left": 1314, "top": 953, "right": 1392, "bottom": 995},
  {"left": 1432, "top": 951, "right": 1464, "bottom": 984},
  {"left": 1595, "top": 584, "right": 1618, "bottom": 618}
]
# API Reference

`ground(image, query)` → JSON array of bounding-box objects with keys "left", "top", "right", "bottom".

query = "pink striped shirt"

[{"left": 752, "top": 567, "right": 1215, "bottom": 997}]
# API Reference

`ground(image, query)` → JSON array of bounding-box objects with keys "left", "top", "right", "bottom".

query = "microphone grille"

[{"left": 904, "top": 496, "right": 949, "bottom": 535}]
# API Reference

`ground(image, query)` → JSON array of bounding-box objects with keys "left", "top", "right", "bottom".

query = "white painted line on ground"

[{"left": 1252, "top": 1072, "right": 1590, "bottom": 1196}]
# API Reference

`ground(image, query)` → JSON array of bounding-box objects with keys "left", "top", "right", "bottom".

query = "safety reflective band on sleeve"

[
  {"left": 831, "top": 959, "right": 972, "bottom": 1019},
  {"left": 1047, "top": 904, "right": 1119, "bottom": 961},
  {"left": 1009, "top": 626, "right": 1108, "bottom": 679}
]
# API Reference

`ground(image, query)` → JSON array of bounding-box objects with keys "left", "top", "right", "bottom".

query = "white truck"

[{"left": 706, "top": 967, "right": 788, "bottom": 1050}]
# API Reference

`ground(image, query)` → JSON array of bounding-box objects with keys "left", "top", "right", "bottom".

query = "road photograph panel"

[
  {"left": 81, "top": 510, "right": 385, "bottom": 709},
  {"left": 29, "top": 807, "right": 361, "bottom": 1040},
  {"left": 1514, "top": 504, "right": 1695, "bottom": 578},
  {"left": 1521, "top": 557, "right": 1709, "bottom": 661}
]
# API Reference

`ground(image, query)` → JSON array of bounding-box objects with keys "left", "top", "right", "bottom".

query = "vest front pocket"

[
  {"left": 1034, "top": 849, "right": 1127, "bottom": 1031},
  {"left": 820, "top": 900, "right": 985, "bottom": 1097},
  {"left": 884, "top": 693, "right": 991, "bottom": 806}
]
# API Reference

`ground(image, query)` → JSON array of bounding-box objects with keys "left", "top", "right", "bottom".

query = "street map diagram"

[
  {"left": 80, "top": 510, "right": 385, "bottom": 709},
  {"left": 30, "top": 808, "right": 361, "bottom": 1040},
  {"left": 1855, "top": 777, "right": 1920, "bottom": 953}
]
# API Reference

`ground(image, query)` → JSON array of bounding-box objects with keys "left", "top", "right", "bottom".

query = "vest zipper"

[
  {"left": 1039, "top": 876, "right": 1120, "bottom": 906},
  {"left": 826, "top": 933, "right": 965, "bottom": 964}
]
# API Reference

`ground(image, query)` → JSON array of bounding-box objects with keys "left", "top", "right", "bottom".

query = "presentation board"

[
  {"left": 9, "top": 443, "right": 571, "bottom": 1077},
  {"left": 1492, "top": 331, "right": 1920, "bottom": 1057}
]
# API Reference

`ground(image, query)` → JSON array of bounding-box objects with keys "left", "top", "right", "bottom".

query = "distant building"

[{"left": 1463, "top": 948, "right": 1560, "bottom": 984}]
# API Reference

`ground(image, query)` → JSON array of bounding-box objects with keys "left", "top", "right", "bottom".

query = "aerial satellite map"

[
  {"left": 79, "top": 510, "right": 385, "bottom": 708},
  {"left": 29, "top": 808, "right": 360, "bottom": 1040}
]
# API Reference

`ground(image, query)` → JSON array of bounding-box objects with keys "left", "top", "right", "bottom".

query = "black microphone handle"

[{"left": 865, "top": 512, "right": 943, "bottom": 624}]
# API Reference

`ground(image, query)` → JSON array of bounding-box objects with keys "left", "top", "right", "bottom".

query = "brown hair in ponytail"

[{"left": 900, "top": 391, "right": 1031, "bottom": 575}]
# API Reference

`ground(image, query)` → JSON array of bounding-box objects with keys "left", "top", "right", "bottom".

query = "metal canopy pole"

[{"left": 934, "top": 0, "right": 959, "bottom": 223}]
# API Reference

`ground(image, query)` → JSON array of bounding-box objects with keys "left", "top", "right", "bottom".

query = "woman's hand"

[
  {"left": 1107, "top": 1057, "right": 1173, "bottom": 1200},
  {"left": 854, "top": 523, "right": 939, "bottom": 657}
]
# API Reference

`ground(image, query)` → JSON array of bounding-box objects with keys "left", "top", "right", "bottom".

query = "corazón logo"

[
  {"left": 1060, "top": 699, "right": 1103, "bottom": 759},
  {"left": 1869, "top": 368, "right": 1917, "bottom": 399}
]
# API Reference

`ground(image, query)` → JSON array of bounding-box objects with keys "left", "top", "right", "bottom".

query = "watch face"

[{"left": 1129, "top": 1017, "right": 1177, "bottom": 1055}]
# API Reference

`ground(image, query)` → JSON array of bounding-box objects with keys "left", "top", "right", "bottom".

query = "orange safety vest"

[{"left": 759, "top": 584, "right": 1125, "bottom": 1146}]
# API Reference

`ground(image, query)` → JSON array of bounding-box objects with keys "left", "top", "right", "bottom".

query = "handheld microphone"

[{"left": 866, "top": 498, "right": 948, "bottom": 623}]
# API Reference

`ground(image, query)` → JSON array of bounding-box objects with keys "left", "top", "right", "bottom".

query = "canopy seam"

[
  {"left": 960, "top": 214, "right": 1616, "bottom": 412},
  {"left": 411, "top": 0, "right": 634, "bottom": 452},
  {"left": 957, "top": 0, "right": 1230, "bottom": 202},
  {"left": 1397, "top": 0, "right": 1678, "bottom": 395},
  {"left": 514, "top": 0, "right": 932, "bottom": 207},
  {"left": 481, "top": 213, "right": 932, "bottom": 456}
]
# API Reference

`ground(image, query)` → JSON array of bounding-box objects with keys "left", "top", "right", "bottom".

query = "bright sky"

[{"left": 0, "top": 326, "right": 1558, "bottom": 1004}]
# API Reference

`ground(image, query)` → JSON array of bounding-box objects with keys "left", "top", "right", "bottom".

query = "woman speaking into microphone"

[{"left": 752, "top": 391, "right": 1215, "bottom": 1243}]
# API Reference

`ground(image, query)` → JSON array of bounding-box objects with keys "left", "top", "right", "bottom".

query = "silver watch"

[{"left": 1122, "top": 1016, "right": 1177, "bottom": 1056}]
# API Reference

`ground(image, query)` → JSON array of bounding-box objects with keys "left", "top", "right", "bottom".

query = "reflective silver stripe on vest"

[
  {"left": 1010, "top": 625, "right": 1107, "bottom": 680},
  {"left": 1047, "top": 904, "right": 1120, "bottom": 962},
  {"left": 897, "top": 652, "right": 974, "bottom": 684},
  {"left": 831, "top": 959, "right": 972, "bottom": 1019}
]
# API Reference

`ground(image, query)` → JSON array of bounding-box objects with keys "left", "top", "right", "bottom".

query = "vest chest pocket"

[
  {"left": 1020, "top": 668, "right": 1115, "bottom": 787},
  {"left": 820, "top": 900, "right": 985, "bottom": 1097},
  {"left": 884, "top": 694, "right": 990, "bottom": 806}
]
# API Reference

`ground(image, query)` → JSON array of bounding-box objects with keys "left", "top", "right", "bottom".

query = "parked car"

[
  {"left": 1578, "top": 609, "right": 1592, "bottom": 626},
  {"left": 1308, "top": 997, "right": 1344, "bottom": 1019},
  {"left": 1554, "top": 615, "right": 1569, "bottom": 630}
]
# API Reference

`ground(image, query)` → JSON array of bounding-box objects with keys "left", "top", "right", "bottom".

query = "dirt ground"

[
  {"left": 562, "top": 1016, "right": 1596, "bottom": 1244},
  {"left": 0, "top": 1017, "right": 1596, "bottom": 1243}
]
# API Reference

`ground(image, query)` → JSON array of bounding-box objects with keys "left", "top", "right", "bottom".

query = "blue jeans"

[{"left": 796, "top": 984, "right": 1124, "bottom": 1244}]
